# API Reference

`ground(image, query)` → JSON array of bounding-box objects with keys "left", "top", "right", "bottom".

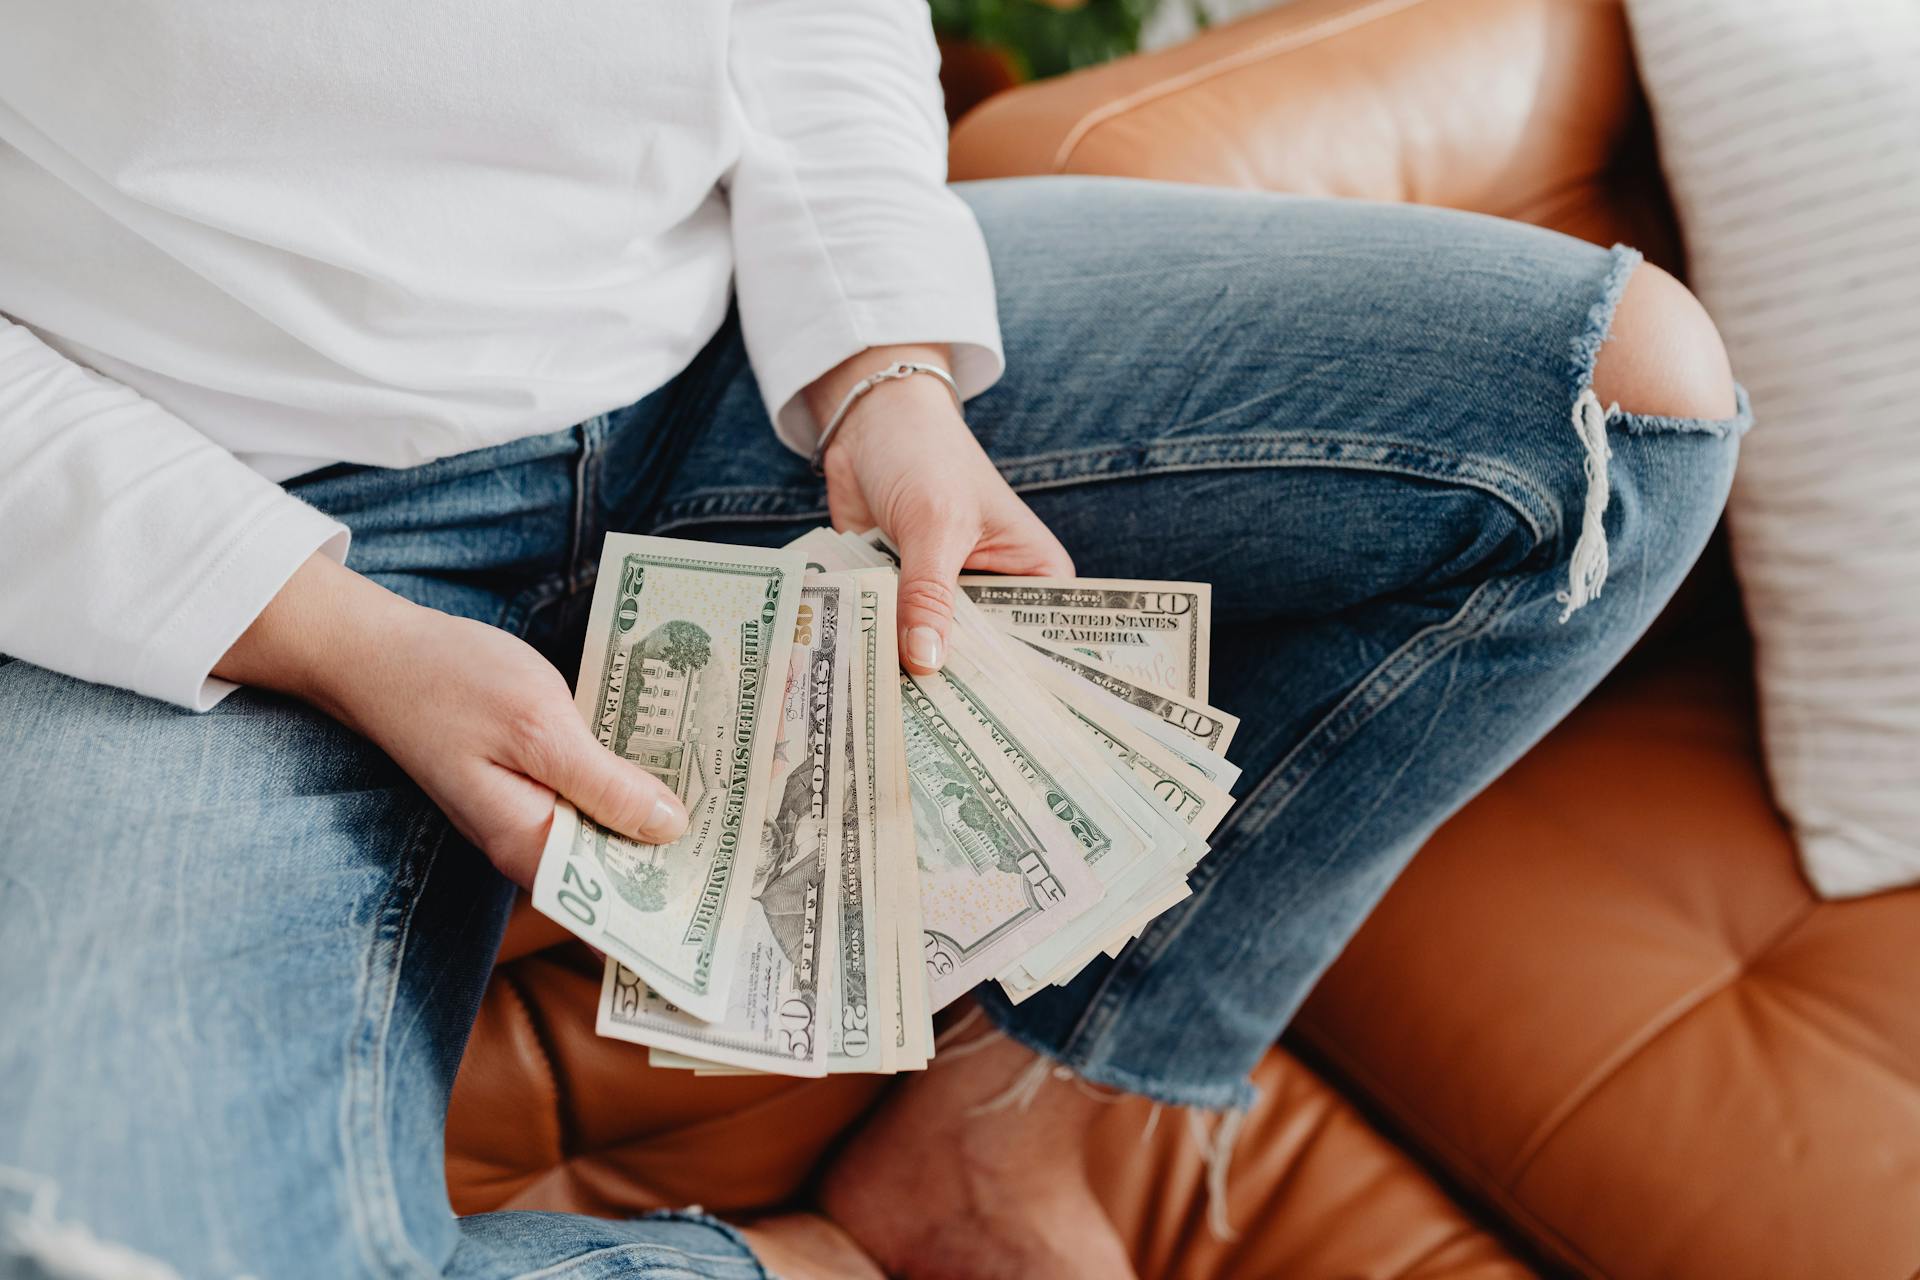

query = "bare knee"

[{"left": 1590, "top": 262, "right": 1737, "bottom": 421}]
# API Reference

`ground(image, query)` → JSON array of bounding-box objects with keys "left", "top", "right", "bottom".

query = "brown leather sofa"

[{"left": 446, "top": 1, "right": 1920, "bottom": 1275}]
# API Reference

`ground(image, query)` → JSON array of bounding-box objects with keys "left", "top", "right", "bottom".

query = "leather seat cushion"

[
  {"left": 1294, "top": 638, "right": 1920, "bottom": 1278},
  {"left": 448, "top": 929, "right": 1529, "bottom": 1279}
]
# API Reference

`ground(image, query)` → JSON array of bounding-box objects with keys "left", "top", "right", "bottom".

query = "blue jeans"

[{"left": 0, "top": 178, "right": 1746, "bottom": 1278}]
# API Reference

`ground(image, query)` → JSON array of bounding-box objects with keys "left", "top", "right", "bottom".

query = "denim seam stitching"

[
  {"left": 649, "top": 435, "right": 1562, "bottom": 550},
  {"left": 642, "top": 1211, "right": 774, "bottom": 1280},
  {"left": 1007, "top": 447, "right": 1559, "bottom": 550},
  {"left": 1236, "top": 577, "right": 1524, "bottom": 850},
  {"left": 1225, "top": 574, "right": 1530, "bottom": 851},
  {"left": 509, "top": 1243, "right": 760, "bottom": 1280},
  {"left": 1050, "top": 573, "right": 1523, "bottom": 1072},
  {"left": 649, "top": 491, "right": 828, "bottom": 533},
  {"left": 995, "top": 429, "right": 1541, "bottom": 481},
  {"left": 509, "top": 1209, "right": 770, "bottom": 1280},
  {"left": 340, "top": 808, "right": 449, "bottom": 1280},
  {"left": 1009, "top": 434, "right": 1551, "bottom": 500}
]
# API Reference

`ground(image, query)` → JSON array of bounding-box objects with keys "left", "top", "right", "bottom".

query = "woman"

[{"left": 0, "top": 2, "right": 1746, "bottom": 1277}]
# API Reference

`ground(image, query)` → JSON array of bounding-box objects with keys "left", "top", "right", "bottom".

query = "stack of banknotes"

[{"left": 530, "top": 528, "right": 1240, "bottom": 1077}]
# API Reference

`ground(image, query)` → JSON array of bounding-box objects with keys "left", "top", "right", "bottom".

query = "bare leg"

[
  {"left": 738, "top": 1214, "right": 889, "bottom": 1280},
  {"left": 820, "top": 1008, "right": 1136, "bottom": 1280}
]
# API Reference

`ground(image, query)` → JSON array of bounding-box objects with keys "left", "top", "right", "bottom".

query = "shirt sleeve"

[
  {"left": 0, "top": 319, "right": 348, "bottom": 710},
  {"left": 725, "top": 0, "right": 1004, "bottom": 454}
]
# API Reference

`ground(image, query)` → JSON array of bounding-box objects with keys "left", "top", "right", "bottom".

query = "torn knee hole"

[
  {"left": 1591, "top": 261, "right": 1738, "bottom": 422},
  {"left": 1559, "top": 255, "right": 1736, "bottom": 622}
]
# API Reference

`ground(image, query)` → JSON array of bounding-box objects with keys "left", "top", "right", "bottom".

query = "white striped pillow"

[{"left": 1626, "top": 0, "right": 1920, "bottom": 897}]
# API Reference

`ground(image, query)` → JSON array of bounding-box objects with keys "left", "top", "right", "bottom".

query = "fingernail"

[
  {"left": 642, "top": 795, "right": 688, "bottom": 843},
  {"left": 905, "top": 626, "right": 943, "bottom": 672}
]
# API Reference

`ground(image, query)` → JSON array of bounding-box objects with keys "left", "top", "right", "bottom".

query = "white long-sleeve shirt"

[{"left": 0, "top": 2, "right": 1002, "bottom": 709}]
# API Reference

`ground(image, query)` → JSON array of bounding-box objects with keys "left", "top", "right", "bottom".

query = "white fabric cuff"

[
  {"left": 757, "top": 297, "right": 1004, "bottom": 457},
  {"left": 140, "top": 495, "right": 351, "bottom": 711}
]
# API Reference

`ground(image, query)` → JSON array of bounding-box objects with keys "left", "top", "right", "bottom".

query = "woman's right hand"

[{"left": 214, "top": 553, "right": 688, "bottom": 889}]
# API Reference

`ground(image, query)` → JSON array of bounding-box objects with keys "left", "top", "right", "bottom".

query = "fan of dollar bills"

[{"left": 530, "top": 527, "right": 1239, "bottom": 1077}]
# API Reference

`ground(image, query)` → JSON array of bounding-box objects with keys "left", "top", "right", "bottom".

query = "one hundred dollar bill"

[
  {"left": 532, "top": 535, "right": 804, "bottom": 1024},
  {"left": 598, "top": 576, "right": 851, "bottom": 1074},
  {"left": 958, "top": 575, "right": 1213, "bottom": 702}
]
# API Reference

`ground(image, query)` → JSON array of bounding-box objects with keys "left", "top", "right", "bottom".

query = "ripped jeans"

[{"left": 0, "top": 178, "right": 1748, "bottom": 1278}]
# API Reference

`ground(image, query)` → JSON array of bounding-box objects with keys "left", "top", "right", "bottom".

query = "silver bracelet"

[{"left": 810, "top": 360, "right": 962, "bottom": 475}]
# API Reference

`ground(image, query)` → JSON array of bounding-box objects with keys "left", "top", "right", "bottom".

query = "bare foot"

[
  {"left": 737, "top": 1212, "right": 887, "bottom": 1280},
  {"left": 819, "top": 1013, "right": 1137, "bottom": 1280}
]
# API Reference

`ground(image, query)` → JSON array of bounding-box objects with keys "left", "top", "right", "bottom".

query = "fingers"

[
  {"left": 966, "top": 500, "right": 1076, "bottom": 578},
  {"left": 825, "top": 434, "right": 1074, "bottom": 674},
  {"left": 823, "top": 454, "right": 875, "bottom": 534},
  {"left": 1011, "top": 496, "right": 1075, "bottom": 576},
  {"left": 1027, "top": 527, "right": 1075, "bottom": 578},
  {"left": 456, "top": 766, "right": 561, "bottom": 892},
  {"left": 894, "top": 516, "right": 975, "bottom": 674},
  {"left": 519, "top": 708, "right": 690, "bottom": 846}
]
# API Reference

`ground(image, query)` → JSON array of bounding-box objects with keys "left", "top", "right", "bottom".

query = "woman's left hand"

[{"left": 807, "top": 344, "right": 1073, "bottom": 676}]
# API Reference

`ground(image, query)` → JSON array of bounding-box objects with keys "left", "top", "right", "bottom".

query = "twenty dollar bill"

[
  {"left": 532, "top": 535, "right": 803, "bottom": 1024},
  {"left": 598, "top": 577, "right": 851, "bottom": 1074}
]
